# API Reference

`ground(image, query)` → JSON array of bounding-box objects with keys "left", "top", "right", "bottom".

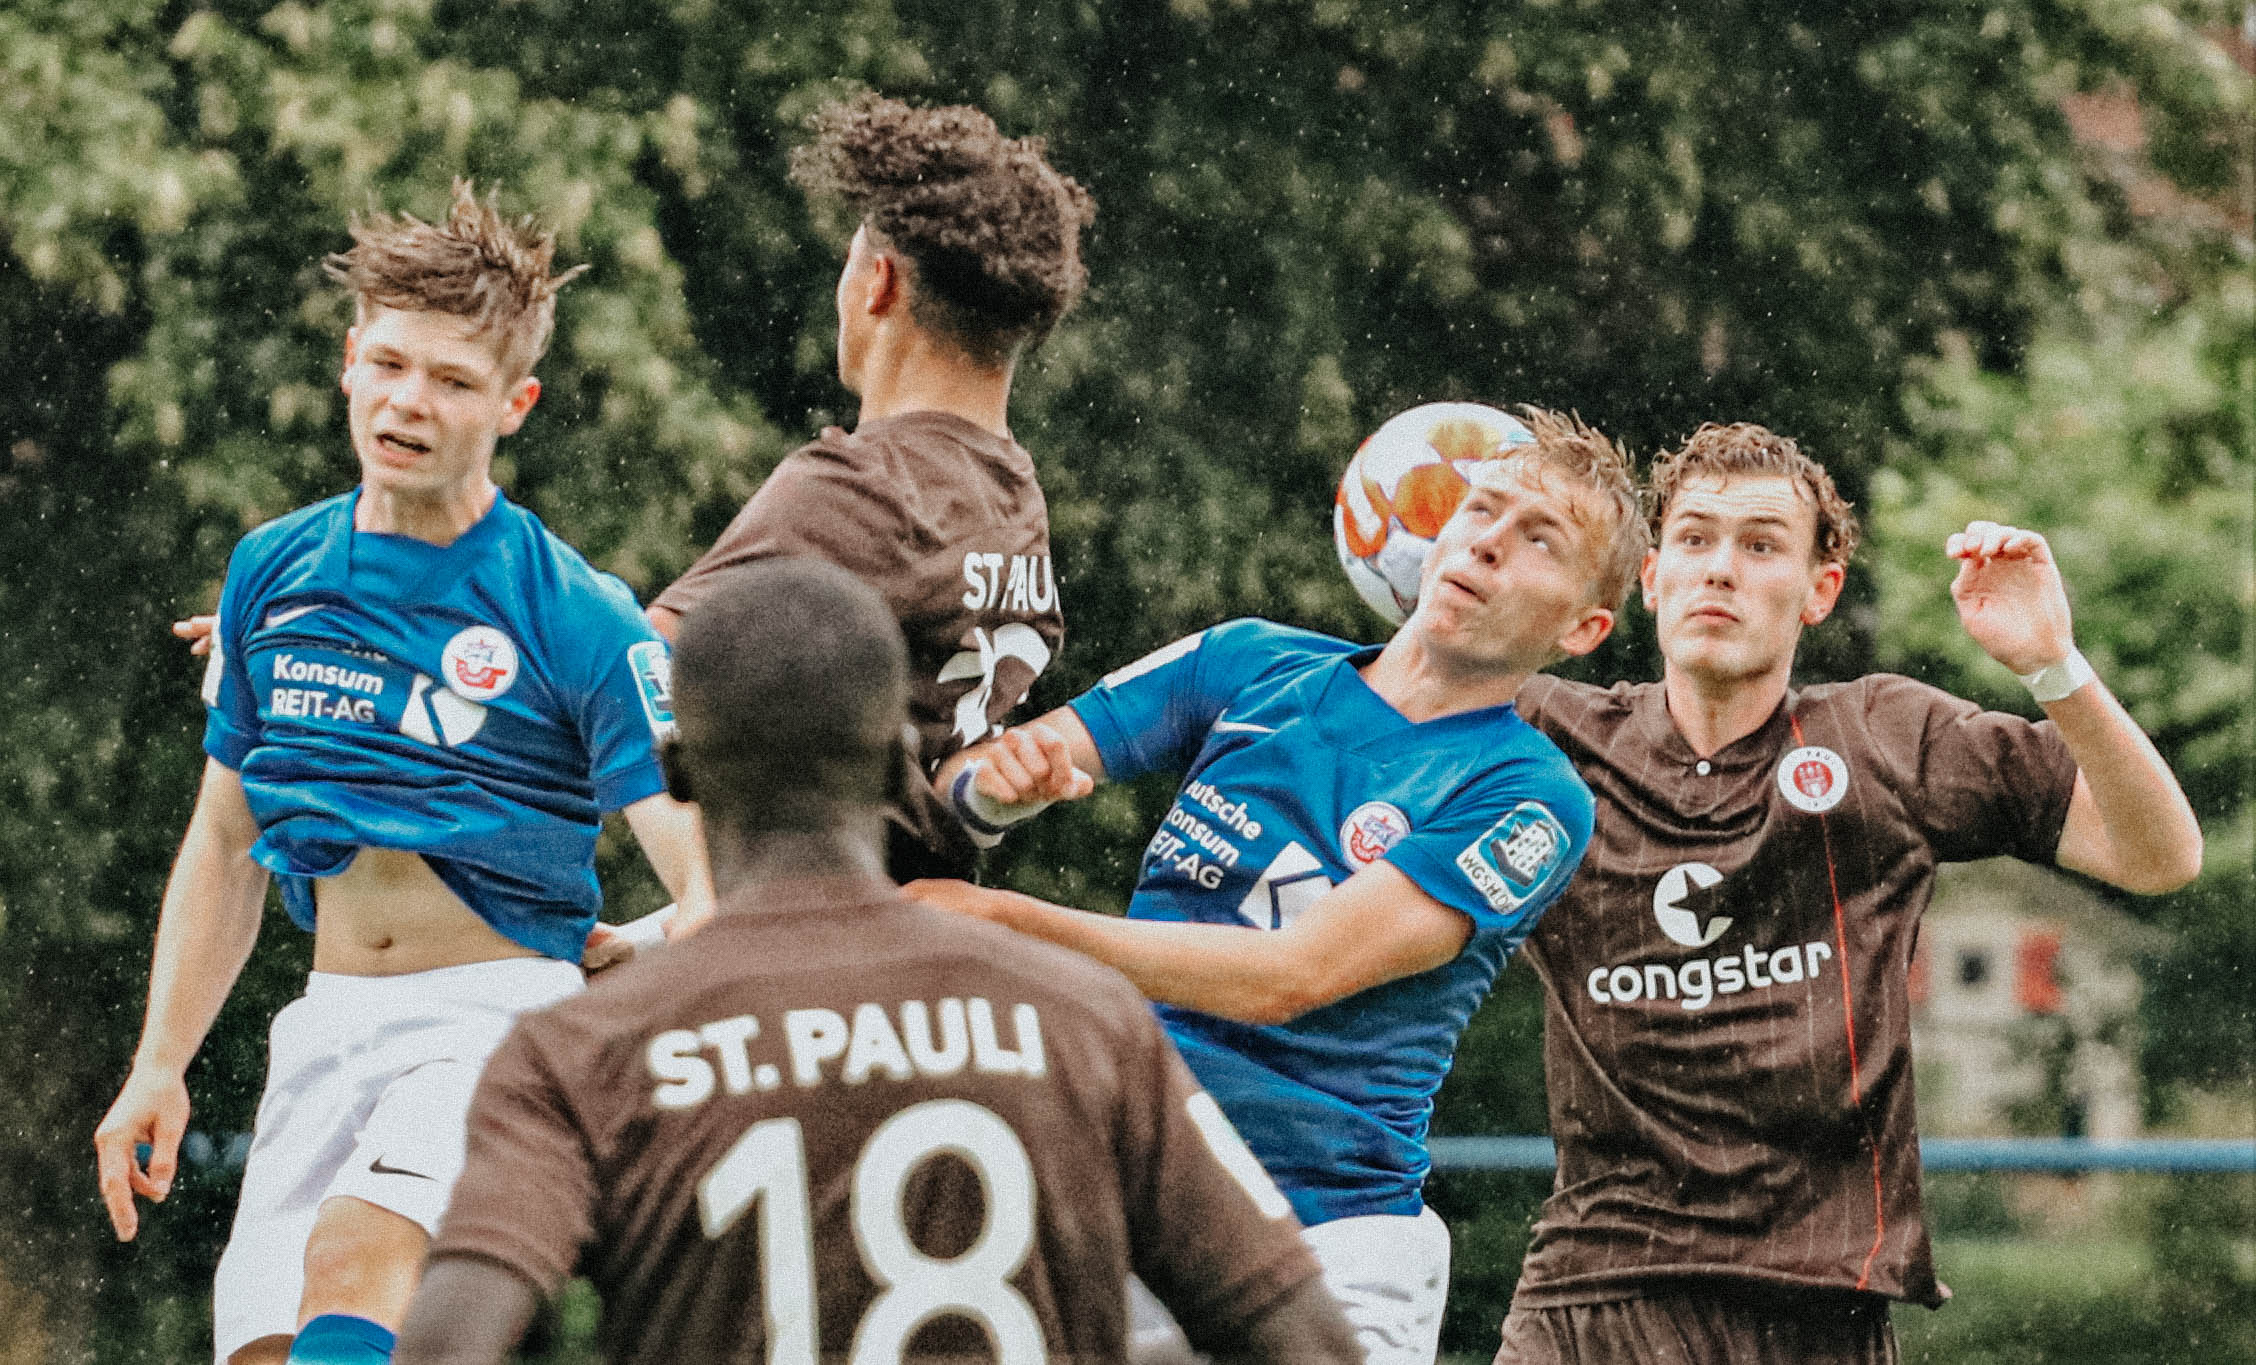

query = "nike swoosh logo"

[
  {"left": 264, "top": 604, "right": 323, "bottom": 629},
  {"left": 1212, "top": 721, "right": 1275, "bottom": 734},
  {"left": 368, "top": 1156, "right": 436, "bottom": 1181}
]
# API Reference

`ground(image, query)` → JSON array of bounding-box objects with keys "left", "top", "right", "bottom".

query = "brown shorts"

[{"left": 1493, "top": 1282, "right": 1898, "bottom": 1365}]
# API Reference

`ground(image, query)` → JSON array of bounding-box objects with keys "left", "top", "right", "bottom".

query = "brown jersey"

[
  {"left": 654, "top": 412, "right": 1064, "bottom": 880},
  {"left": 1508, "top": 674, "right": 2078, "bottom": 1308},
  {"left": 433, "top": 880, "right": 1321, "bottom": 1364}
]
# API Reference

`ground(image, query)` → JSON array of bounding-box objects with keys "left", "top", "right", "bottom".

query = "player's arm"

[
  {"left": 93, "top": 758, "right": 270, "bottom": 1241},
  {"left": 1947, "top": 520, "right": 2202, "bottom": 893},
  {"left": 928, "top": 707, "right": 1102, "bottom": 846},
  {"left": 1198, "top": 1277, "right": 1362, "bottom": 1363},
  {"left": 911, "top": 861, "right": 1472, "bottom": 1026},
  {"left": 392, "top": 1257, "right": 538, "bottom": 1365}
]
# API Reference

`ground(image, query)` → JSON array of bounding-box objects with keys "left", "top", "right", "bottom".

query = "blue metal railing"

[{"left": 1428, "top": 1135, "right": 2256, "bottom": 1174}]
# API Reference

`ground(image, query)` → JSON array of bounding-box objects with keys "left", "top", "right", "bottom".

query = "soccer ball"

[{"left": 1333, "top": 402, "right": 1535, "bottom": 624}]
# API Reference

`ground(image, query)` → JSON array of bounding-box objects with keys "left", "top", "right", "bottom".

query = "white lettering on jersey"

[
  {"left": 270, "top": 653, "right": 386, "bottom": 695},
  {"left": 960, "top": 552, "right": 1055, "bottom": 613},
  {"left": 734, "top": 999, "right": 1047, "bottom": 1099},
  {"left": 1585, "top": 940, "right": 1834, "bottom": 1013}
]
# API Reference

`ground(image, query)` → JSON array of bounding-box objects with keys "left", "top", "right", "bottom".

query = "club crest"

[
  {"left": 1338, "top": 801, "right": 1410, "bottom": 869},
  {"left": 1776, "top": 744, "right": 1849, "bottom": 813},
  {"left": 440, "top": 625, "right": 519, "bottom": 702}
]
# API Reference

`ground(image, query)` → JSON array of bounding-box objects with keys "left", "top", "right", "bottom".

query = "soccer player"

[
  {"left": 1490, "top": 423, "right": 2202, "bottom": 1364},
  {"left": 92, "top": 184, "right": 708, "bottom": 1365},
  {"left": 909, "top": 410, "right": 1651, "bottom": 1365},
  {"left": 650, "top": 93, "right": 1093, "bottom": 886},
  {"left": 393, "top": 558, "right": 1361, "bottom": 1365}
]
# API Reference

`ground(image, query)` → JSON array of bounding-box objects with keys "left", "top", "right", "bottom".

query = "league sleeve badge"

[
  {"left": 627, "top": 640, "right": 676, "bottom": 741},
  {"left": 1454, "top": 802, "right": 1573, "bottom": 914}
]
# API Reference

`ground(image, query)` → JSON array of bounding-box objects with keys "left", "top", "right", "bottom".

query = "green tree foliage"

[{"left": 1, "top": 0, "right": 2245, "bottom": 1356}]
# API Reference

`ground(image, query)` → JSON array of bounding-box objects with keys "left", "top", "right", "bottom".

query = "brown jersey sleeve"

[
  {"left": 1877, "top": 675, "right": 2079, "bottom": 864},
  {"left": 429, "top": 1015, "right": 597, "bottom": 1296},
  {"left": 652, "top": 437, "right": 909, "bottom": 623},
  {"left": 1116, "top": 1006, "right": 1322, "bottom": 1340}
]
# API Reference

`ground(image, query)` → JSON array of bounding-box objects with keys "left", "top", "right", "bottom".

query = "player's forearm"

[
  {"left": 2048, "top": 680, "right": 2202, "bottom": 893},
  {"left": 987, "top": 892, "right": 1332, "bottom": 1025},
  {"left": 393, "top": 1255, "right": 539, "bottom": 1365},
  {"left": 133, "top": 820, "right": 268, "bottom": 1076},
  {"left": 624, "top": 793, "right": 712, "bottom": 912}
]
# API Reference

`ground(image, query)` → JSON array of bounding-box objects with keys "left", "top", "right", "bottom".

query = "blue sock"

[{"left": 287, "top": 1314, "right": 397, "bottom": 1363}]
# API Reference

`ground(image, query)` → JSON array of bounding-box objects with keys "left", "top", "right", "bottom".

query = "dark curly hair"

[
  {"left": 322, "top": 178, "right": 586, "bottom": 381},
  {"left": 1648, "top": 423, "right": 1861, "bottom": 566},
  {"left": 790, "top": 94, "right": 1096, "bottom": 368}
]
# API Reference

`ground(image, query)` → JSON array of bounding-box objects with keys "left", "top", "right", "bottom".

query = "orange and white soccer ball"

[{"left": 1333, "top": 402, "right": 1536, "bottom": 624}]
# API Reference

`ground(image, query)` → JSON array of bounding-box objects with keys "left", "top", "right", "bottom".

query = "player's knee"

[{"left": 300, "top": 1197, "right": 427, "bottom": 1316}]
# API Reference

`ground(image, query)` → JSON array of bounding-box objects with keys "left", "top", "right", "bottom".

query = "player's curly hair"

[
  {"left": 790, "top": 93, "right": 1096, "bottom": 368},
  {"left": 1649, "top": 423, "right": 1861, "bottom": 566},
  {"left": 322, "top": 178, "right": 587, "bottom": 381},
  {"left": 1481, "top": 406, "right": 1648, "bottom": 612}
]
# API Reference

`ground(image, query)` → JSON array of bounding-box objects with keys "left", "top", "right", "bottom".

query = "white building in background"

[{"left": 1910, "top": 858, "right": 2160, "bottom": 1140}]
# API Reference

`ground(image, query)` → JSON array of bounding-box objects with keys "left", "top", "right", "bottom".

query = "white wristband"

[
  {"left": 949, "top": 760, "right": 1054, "bottom": 849},
  {"left": 2017, "top": 648, "right": 2095, "bottom": 704}
]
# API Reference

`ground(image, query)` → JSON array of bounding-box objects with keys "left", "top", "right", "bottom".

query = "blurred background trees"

[{"left": 2, "top": 1, "right": 2247, "bottom": 1358}]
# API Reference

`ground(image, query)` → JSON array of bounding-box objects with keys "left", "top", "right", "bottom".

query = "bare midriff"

[{"left": 311, "top": 847, "right": 545, "bottom": 976}]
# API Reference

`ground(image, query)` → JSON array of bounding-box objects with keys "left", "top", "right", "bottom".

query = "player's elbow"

[
  {"left": 1230, "top": 961, "right": 1359, "bottom": 1026},
  {"left": 2122, "top": 833, "right": 2203, "bottom": 896}
]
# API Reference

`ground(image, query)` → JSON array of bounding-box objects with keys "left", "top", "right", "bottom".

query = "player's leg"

[
  {"left": 214, "top": 993, "right": 376, "bottom": 1365},
  {"left": 288, "top": 960, "right": 583, "bottom": 1359},
  {"left": 1300, "top": 1206, "right": 1453, "bottom": 1365}
]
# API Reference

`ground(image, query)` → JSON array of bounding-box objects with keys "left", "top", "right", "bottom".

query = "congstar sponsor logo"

[{"left": 1583, "top": 860, "right": 1832, "bottom": 1013}]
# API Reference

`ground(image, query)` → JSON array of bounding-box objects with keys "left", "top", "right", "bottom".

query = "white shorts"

[
  {"left": 1131, "top": 1205, "right": 1452, "bottom": 1365},
  {"left": 211, "top": 957, "right": 581, "bottom": 1362}
]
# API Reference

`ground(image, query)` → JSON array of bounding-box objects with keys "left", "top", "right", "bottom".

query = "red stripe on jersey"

[{"left": 1792, "top": 712, "right": 1887, "bottom": 1291}]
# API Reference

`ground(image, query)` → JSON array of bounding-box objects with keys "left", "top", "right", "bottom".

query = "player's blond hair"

[
  {"left": 322, "top": 179, "right": 586, "bottom": 381},
  {"left": 1649, "top": 422, "right": 1862, "bottom": 566},
  {"left": 1474, "top": 406, "right": 1648, "bottom": 611}
]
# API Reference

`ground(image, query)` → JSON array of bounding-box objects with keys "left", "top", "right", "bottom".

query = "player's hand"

[
  {"left": 174, "top": 614, "right": 217, "bottom": 657},
  {"left": 1947, "top": 521, "right": 2075, "bottom": 675},
  {"left": 581, "top": 922, "right": 634, "bottom": 975},
  {"left": 93, "top": 1066, "right": 191, "bottom": 1241},
  {"left": 904, "top": 879, "right": 1015, "bottom": 926},
  {"left": 974, "top": 724, "right": 1095, "bottom": 807}
]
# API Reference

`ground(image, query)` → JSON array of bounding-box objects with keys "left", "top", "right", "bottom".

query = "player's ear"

[
  {"left": 1556, "top": 605, "right": 1615, "bottom": 659},
  {"left": 340, "top": 327, "right": 359, "bottom": 394},
  {"left": 659, "top": 737, "right": 695, "bottom": 804},
  {"left": 1639, "top": 548, "right": 1659, "bottom": 614},
  {"left": 1801, "top": 559, "right": 1846, "bottom": 626},
  {"left": 495, "top": 375, "right": 541, "bottom": 436}
]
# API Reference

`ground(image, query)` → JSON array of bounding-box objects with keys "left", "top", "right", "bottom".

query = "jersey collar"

[{"left": 1312, "top": 644, "right": 1526, "bottom": 753}]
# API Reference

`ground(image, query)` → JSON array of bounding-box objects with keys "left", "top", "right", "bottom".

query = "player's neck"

[
  {"left": 1362, "top": 635, "right": 1529, "bottom": 722},
  {"left": 704, "top": 822, "right": 891, "bottom": 904},
  {"left": 850, "top": 330, "right": 1013, "bottom": 438},
  {"left": 355, "top": 478, "right": 498, "bottom": 546},
  {"left": 1660, "top": 663, "right": 1792, "bottom": 758}
]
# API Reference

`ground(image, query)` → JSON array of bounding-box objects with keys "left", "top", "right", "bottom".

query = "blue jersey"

[
  {"left": 201, "top": 490, "right": 675, "bottom": 962},
  {"left": 1070, "top": 618, "right": 1593, "bottom": 1224}
]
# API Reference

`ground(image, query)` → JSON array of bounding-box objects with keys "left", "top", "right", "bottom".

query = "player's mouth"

[
  {"left": 1437, "top": 570, "right": 1489, "bottom": 605},
  {"left": 374, "top": 431, "right": 432, "bottom": 461},
  {"left": 1683, "top": 602, "right": 1739, "bottom": 625}
]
